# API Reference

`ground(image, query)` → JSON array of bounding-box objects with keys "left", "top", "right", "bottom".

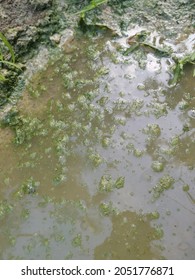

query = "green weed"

[
  {"left": 0, "top": 32, "right": 21, "bottom": 82},
  {"left": 171, "top": 52, "right": 195, "bottom": 85},
  {"left": 75, "top": 0, "right": 108, "bottom": 17}
]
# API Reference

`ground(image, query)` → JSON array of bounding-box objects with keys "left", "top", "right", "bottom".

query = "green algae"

[
  {"left": 1, "top": 109, "right": 44, "bottom": 145},
  {"left": 152, "top": 175, "right": 175, "bottom": 199},
  {"left": 98, "top": 175, "right": 113, "bottom": 192},
  {"left": 102, "top": 136, "right": 110, "bottom": 148},
  {"left": 72, "top": 234, "right": 82, "bottom": 247},
  {"left": 143, "top": 124, "right": 161, "bottom": 137},
  {"left": 154, "top": 226, "right": 164, "bottom": 239},
  {"left": 182, "top": 184, "right": 190, "bottom": 192},
  {"left": 89, "top": 151, "right": 103, "bottom": 167},
  {"left": 14, "top": 177, "right": 40, "bottom": 199},
  {"left": 148, "top": 102, "right": 168, "bottom": 118},
  {"left": 0, "top": 200, "right": 13, "bottom": 220},
  {"left": 99, "top": 202, "right": 117, "bottom": 216},
  {"left": 151, "top": 161, "right": 164, "bottom": 172},
  {"left": 170, "top": 136, "right": 180, "bottom": 147},
  {"left": 149, "top": 211, "right": 160, "bottom": 220},
  {"left": 114, "top": 176, "right": 125, "bottom": 189},
  {"left": 98, "top": 175, "right": 125, "bottom": 193},
  {"left": 133, "top": 148, "right": 144, "bottom": 157}
]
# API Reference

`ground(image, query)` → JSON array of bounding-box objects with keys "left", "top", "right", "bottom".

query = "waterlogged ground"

[{"left": 0, "top": 30, "right": 195, "bottom": 259}]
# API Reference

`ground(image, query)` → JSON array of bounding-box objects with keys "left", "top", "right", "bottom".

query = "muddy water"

[{"left": 0, "top": 32, "right": 194, "bottom": 259}]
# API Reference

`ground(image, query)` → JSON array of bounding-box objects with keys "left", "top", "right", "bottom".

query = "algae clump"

[{"left": 152, "top": 175, "right": 175, "bottom": 199}]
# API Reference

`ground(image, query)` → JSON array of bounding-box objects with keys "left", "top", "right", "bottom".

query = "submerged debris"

[
  {"left": 171, "top": 52, "right": 195, "bottom": 85},
  {"left": 123, "top": 31, "right": 195, "bottom": 85}
]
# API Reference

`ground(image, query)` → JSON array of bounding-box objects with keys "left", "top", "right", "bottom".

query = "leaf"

[
  {"left": 170, "top": 52, "right": 195, "bottom": 85},
  {"left": 0, "top": 32, "right": 15, "bottom": 63},
  {"left": 0, "top": 47, "right": 4, "bottom": 60},
  {"left": 170, "top": 62, "right": 182, "bottom": 85},
  {"left": 141, "top": 42, "right": 172, "bottom": 57},
  {"left": 75, "top": 0, "right": 108, "bottom": 16},
  {"left": 0, "top": 60, "right": 22, "bottom": 70},
  {"left": 123, "top": 43, "right": 139, "bottom": 56},
  {"left": 0, "top": 73, "right": 6, "bottom": 81}
]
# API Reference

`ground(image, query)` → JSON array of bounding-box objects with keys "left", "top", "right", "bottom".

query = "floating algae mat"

[{"left": 0, "top": 31, "right": 195, "bottom": 259}]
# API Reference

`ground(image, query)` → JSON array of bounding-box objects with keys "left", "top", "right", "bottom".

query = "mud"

[{"left": 0, "top": 0, "right": 52, "bottom": 33}]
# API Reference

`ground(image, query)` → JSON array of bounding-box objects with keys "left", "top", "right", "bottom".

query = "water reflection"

[{"left": 94, "top": 211, "right": 164, "bottom": 260}]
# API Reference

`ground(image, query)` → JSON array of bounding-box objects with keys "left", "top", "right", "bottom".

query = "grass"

[
  {"left": 75, "top": 0, "right": 108, "bottom": 17},
  {"left": 0, "top": 32, "right": 21, "bottom": 82}
]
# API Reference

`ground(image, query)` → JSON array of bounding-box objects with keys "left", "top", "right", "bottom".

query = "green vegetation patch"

[
  {"left": 75, "top": 0, "right": 108, "bottom": 17},
  {"left": 0, "top": 32, "right": 21, "bottom": 82},
  {"left": 171, "top": 52, "right": 195, "bottom": 85}
]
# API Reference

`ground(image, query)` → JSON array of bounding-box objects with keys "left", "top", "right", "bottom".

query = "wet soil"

[{"left": 0, "top": 0, "right": 52, "bottom": 33}]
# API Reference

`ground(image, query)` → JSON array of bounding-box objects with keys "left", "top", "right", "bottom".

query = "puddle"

[{"left": 0, "top": 31, "right": 194, "bottom": 259}]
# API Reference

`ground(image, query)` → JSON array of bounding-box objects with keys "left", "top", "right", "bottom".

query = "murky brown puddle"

[{"left": 0, "top": 31, "right": 194, "bottom": 259}]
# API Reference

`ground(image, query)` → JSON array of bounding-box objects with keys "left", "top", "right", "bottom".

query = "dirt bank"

[
  {"left": 0, "top": 0, "right": 194, "bottom": 107},
  {"left": 0, "top": 0, "right": 52, "bottom": 32}
]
